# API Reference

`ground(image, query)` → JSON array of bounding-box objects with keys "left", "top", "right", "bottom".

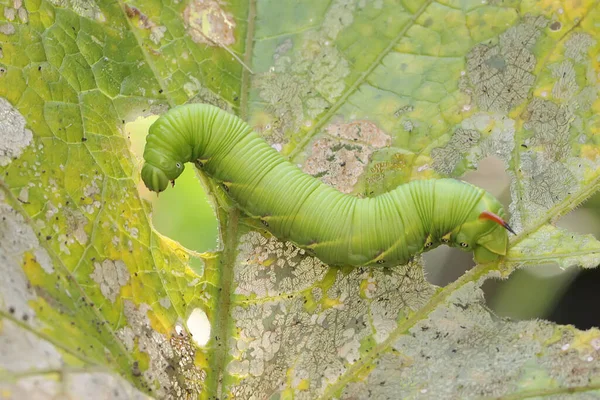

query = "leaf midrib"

[{"left": 288, "top": 0, "right": 435, "bottom": 160}]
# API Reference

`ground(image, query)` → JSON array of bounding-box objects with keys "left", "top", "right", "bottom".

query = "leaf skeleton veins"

[{"left": 141, "top": 104, "right": 514, "bottom": 267}]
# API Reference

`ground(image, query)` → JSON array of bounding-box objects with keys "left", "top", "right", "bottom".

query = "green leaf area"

[{"left": 1, "top": 0, "right": 600, "bottom": 398}]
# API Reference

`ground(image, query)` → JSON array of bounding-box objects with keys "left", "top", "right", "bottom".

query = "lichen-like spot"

[
  {"left": 189, "top": 89, "right": 234, "bottom": 113},
  {"left": 523, "top": 98, "right": 572, "bottom": 160},
  {"left": 116, "top": 301, "right": 205, "bottom": 398},
  {"left": 510, "top": 225, "right": 600, "bottom": 270},
  {"left": 47, "top": 0, "right": 105, "bottom": 21},
  {"left": 0, "top": 97, "right": 33, "bottom": 166},
  {"left": 341, "top": 283, "right": 572, "bottom": 399},
  {"left": 433, "top": 112, "right": 517, "bottom": 176},
  {"left": 90, "top": 259, "right": 130, "bottom": 303},
  {"left": 5, "top": 2, "right": 28, "bottom": 24},
  {"left": 17, "top": 7, "right": 28, "bottom": 23},
  {"left": 228, "top": 233, "right": 434, "bottom": 398},
  {"left": 65, "top": 209, "right": 89, "bottom": 245},
  {"left": 159, "top": 296, "right": 171, "bottom": 309},
  {"left": 465, "top": 16, "right": 547, "bottom": 113},
  {"left": 0, "top": 23, "right": 15, "bottom": 35},
  {"left": 509, "top": 151, "right": 576, "bottom": 231},
  {"left": 461, "top": 113, "right": 516, "bottom": 169},
  {"left": 254, "top": 72, "right": 311, "bottom": 144},
  {"left": 234, "top": 232, "right": 328, "bottom": 297},
  {"left": 254, "top": 0, "right": 354, "bottom": 142},
  {"left": 322, "top": 0, "right": 357, "bottom": 39},
  {"left": 365, "top": 261, "right": 434, "bottom": 343},
  {"left": 550, "top": 60, "right": 578, "bottom": 101},
  {"left": 4, "top": 7, "right": 16, "bottom": 21},
  {"left": 169, "top": 323, "right": 206, "bottom": 396},
  {"left": 183, "top": 0, "right": 236, "bottom": 46},
  {"left": 564, "top": 32, "right": 596, "bottom": 63},
  {"left": 432, "top": 128, "right": 480, "bottom": 174},
  {"left": 82, "top": 176, "right": 103, "bottom": 214}
]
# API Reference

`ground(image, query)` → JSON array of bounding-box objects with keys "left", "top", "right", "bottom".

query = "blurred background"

[{"left": 129, "top": 116, "right": 600, "bottom": 331}]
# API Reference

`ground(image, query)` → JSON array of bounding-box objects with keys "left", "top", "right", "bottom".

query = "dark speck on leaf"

[{"left": 132, "top": 361, "right": 142, "bottom": 377}]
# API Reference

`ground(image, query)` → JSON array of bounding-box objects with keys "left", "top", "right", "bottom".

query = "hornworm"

[{"left": 142, "top": 104, "right": 514, "bottom": 267}]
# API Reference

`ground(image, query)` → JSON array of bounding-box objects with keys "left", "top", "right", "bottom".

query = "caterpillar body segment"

[{"left": 142, "top": 104, "right": 512, "bottom": 267}]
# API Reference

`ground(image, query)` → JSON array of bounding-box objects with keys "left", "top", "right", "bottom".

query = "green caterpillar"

[{"left": 142, "top": 104, "right": 514, "bottom": 267}]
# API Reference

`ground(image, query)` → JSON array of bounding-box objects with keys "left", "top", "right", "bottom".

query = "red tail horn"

[{"left": 479, "top": 211, "right": 516, "bottom": 235}]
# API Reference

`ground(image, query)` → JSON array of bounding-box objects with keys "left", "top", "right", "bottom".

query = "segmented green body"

[{"left": 142, "top": 104, "right": 509, "bottom": 267}]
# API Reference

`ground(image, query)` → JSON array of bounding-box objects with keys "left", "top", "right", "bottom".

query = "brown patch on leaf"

[
  {"left": 303, "top": 121, "right": 391, "bottom": 193},
  {"left": 124, "top": 4, "right": 166, "bottom": 44},
  {"left": 183, "top": 0, "right": 236, "bottom": 46},
  {"left": 124, "top": 4, "right": 150, "bottom": 27},
  {"left": 549, "top": 21, "right": 561, "bottom": 31},
  {"left": 303, "top": 138, "right": 368, "bottom": 193},
  {"left": 326, "top": 120, "right": 391, "bottom": 147}
]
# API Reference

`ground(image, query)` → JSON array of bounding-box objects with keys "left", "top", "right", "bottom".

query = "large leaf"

[{"left": 1, "top": 0, "right": 600, "bottom": 399}]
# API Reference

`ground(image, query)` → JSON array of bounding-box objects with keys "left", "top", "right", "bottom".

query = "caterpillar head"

[
  {"left": 141, "top": 149, "right": 185, "bottom": 193},
  {"left": 453, "top": 195, "right": 514, "bottom": 264}
]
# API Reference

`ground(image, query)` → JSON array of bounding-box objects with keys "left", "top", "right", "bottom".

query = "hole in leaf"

[
  {"left": 484, "top": 194, "right": 600, "bottom": 328},
  {"left": 556, "top": 190, "right": 600, "bottom": 236},
  {"left": 547, "top": 267, "right": 600, "bottom": 330},
  {"left": 187, "top": 308, "right": 211, "bottom": 346},
  {"left": 483, "top": 264, "right": 579, "bottom": 321},
  {"left": 462, "top": 156, "right": 511, "bottom": 210},
  {"left": 423, "top": 246, "right": 475, "bottom": 286},
  {"left": 127, "top": 115, "right": 219, "bottom": 256}
]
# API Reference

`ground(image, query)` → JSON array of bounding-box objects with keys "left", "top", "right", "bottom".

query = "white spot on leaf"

[
  {"left": 0, "top": 97, "right": 33, "bottom": 166},
  {"left": 90, "top": 259, "right": 130, "bottom": 303}
]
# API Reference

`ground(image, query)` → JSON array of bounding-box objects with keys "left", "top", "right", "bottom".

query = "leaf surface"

[{"left": 1, "top": 0, "right": 600, "bottom": 399}]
